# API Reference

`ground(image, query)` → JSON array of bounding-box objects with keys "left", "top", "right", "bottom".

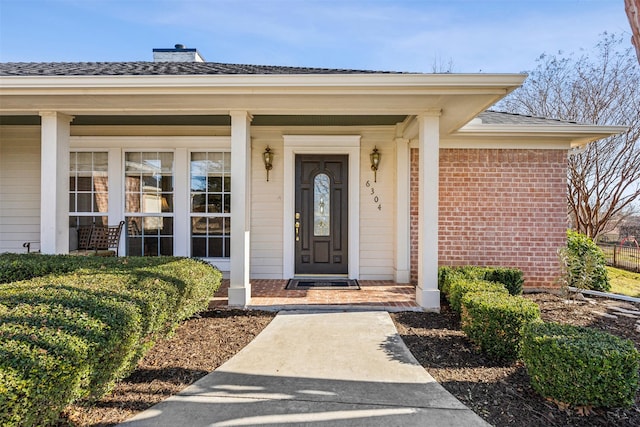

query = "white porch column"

[
  {"left": 416, "top": 113, "right": 441, "bottom": 311},
  {"left": 229, "top": 111, "right": 252, "bottom": 306},
  {"left": 394, "top": 136, "right": 410, "bottom": 283},
  {"left": 39, "top": 112, "right": 73, "bottom": 254}
]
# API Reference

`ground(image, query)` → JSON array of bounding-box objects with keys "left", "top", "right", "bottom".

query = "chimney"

[{"left": 153, "top": 44, "right": 206, "bottom": 62}]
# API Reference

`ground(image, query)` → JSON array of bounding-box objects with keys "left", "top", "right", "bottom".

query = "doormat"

[{"left": 286, "top": 279, "right": 360, "bottom": 290}]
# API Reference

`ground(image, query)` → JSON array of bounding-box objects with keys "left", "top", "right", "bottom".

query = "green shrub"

[
  {"left": 482, "top": 268, "right": 524, "bottom": 296},
  {"left": 0, "top": 322, "right": 92, "bottom": 426},
  {"left": 438, "top": 266, "right": 524, "bottom": 297},
  {"left": 461, "top": 292, "right": 541, "bottom": 360},
  {"left": 521, "top": 322, "right": 640, "bottom": 408},
  {"left": 0, "top": 255, "right": 222, "bottom": 426},
  {"left": 438, "top": 267, "right": 463, "bottom": 296},
  {"left": 448, "top": 278, "right": 508, "bottom": 313},
  {"left": 0, "top": 254, "right": 85, "bottom": 284},
  {"left": 562, "top": 230, "right": 610, "bottom": 292}
]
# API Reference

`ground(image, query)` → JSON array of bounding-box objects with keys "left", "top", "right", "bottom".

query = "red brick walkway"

[{"left": 210, "top": 279, "right": 421, "bottom": 311}]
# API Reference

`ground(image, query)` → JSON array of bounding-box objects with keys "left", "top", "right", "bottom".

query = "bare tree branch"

[
  {"left": 626, "top": 0, "right": 640, "bottom": 64},
  {"left": 497, "top": 34, "right": 640, "bottom": 240}
]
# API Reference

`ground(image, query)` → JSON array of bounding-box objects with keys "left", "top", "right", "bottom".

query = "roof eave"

[
  {"left": 456, "top": 124, "right": 628, "bottom": 147},
  {"left": 0, "top": 73, "right": 527, "bottom": 93}
]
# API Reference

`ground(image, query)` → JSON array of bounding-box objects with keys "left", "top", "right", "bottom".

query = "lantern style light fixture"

[
  {"left": 370, "top": 146, "right": 381, "bottom": 182},
  {"left": 263, "top": 146, "right": 274, "bottom": 181}
]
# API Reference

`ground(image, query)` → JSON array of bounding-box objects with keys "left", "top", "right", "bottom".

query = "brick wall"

[{"left": 410, "top": 148, "right": 567, "bottom": 289}]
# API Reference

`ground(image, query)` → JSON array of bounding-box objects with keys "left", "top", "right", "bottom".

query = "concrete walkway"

[{"left": 120, "top": 311, "right": 489, "bottom": 426}]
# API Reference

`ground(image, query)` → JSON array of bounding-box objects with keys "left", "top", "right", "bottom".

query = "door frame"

[{"left": 283, "top": 135, "right": 360, "bottom": 279}]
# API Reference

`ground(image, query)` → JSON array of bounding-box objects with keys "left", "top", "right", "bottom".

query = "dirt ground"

[{"left": 61, "top": 293, "right": 639, "bottom": 427}]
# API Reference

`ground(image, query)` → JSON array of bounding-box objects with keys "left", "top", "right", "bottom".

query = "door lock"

[{"left": 295, "top": 212, "right": 301, "bottom": 241}]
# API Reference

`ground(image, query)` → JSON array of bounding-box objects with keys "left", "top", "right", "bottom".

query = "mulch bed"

[
  {"left": 392, "top": 293, "right": 640, "bottom": 426},
  {"left": 60, "top": 293, "right": 639, "bottom": 426},
  {"left": 60, "top": 309, "right": 276, "bottom": 426}
]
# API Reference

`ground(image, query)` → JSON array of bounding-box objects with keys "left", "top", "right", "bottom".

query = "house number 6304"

[{"left": 365, "top": 180, "right": 382, "bottom": 211}]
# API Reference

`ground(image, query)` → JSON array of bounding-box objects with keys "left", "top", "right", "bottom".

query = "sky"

[{"left": 0, "top": 0, "right": 632, "bottom": 73}]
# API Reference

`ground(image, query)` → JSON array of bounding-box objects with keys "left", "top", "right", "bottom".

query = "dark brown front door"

[{"left": 295, "top": 155, "right": 348, "bottom": 275}]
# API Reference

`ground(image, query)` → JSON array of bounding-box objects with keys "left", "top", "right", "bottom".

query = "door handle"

[{"left": 295, "top": 212, "right": 300, "bottom": 241}]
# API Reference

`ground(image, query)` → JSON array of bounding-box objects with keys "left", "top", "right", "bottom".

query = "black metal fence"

[{"left": 598, "top": 243, "right": 640, "bottom": 272}]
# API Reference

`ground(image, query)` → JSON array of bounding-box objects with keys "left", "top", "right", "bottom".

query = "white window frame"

[
  {"left": 189, "top": 149, "right": 232, "bottom": 271},
  {"left": 70, "top": 136, "right": 231, "bottom": 260}
]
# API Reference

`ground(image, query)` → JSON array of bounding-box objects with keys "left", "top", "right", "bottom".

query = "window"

[
  {"left": 190, "top": 152, "right": 231, "bottom": 258},
  {"left": 314, "top": 173, "right": 330, "bottom": 236},
  {"left": 125, "top": 152, "right": 174, "bottom": 256},
  {"left": 69, "top": 151, "right": 108, "bottom": 229}
]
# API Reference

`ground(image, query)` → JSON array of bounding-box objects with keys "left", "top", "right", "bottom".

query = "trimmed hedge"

[
  {"left": 438, "top": 266, "right": 524, "bottom": 297},
  {"left": 448, "top": 278, "right": 508, "bottom": 313},
  {"left": 482, "top": 267, "right": 524, "bottom": 296},
  {"left": 0, "top": 253, "right": 86, "bottom": 284},
  {"left": 0, "top": 255, "right": 222, "bottom": 427},
  {"left": 521, "top": 322, "right": 640, "bottom": 408},
  {"left": 461, "top": 292, "right": 541, "bottom": 360}
]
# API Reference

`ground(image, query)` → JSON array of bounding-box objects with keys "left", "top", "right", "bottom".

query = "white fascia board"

[
  {"left": 0, "top": 73, "right": 527, "bottom": 95},
  {"left": 455, "top": 124, "right": 628, "bottom": 148}
]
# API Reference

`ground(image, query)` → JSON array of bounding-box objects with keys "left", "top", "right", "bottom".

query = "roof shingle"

[{"left": 0, "top": 61, "right": 402, "bottom": 76}]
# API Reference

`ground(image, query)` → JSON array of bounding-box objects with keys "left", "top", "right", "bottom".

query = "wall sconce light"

[
  {"left": 370, "top": 146, "right": 381, "bottom": 182},
  {"left": 263, "top": 146, "right": 274, "bottom": 181}
]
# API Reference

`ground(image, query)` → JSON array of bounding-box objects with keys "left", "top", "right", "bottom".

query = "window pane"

[
  {"left": 94, "top": 152, "right": 108, "bottom": 171},
  {"left": 208, "top": 176, "right": 222, "bottom": 192},
  {"left": 95, "top": 193, "right": 109, "bottom": 212},
  {"left": 76, "top": 152, "right": 93, "bottom": 171},
  {"left": 208, "top": 194, "right": 222, "bottom": 213},
  {"left": 127, "top": 237, "right": 143, "bottom": 256},
  {"left": 76, "top": 193, "right": 92, "bottom": 212},
  {"left": 192, "top": 194, "right": 206, "bottom": 212},
  {"left": 142, "top": 195, "right": 162, "bottom": 214},
  {"left": 159, "top": 152, "right": 174, "bottom": 173},
  {"left": 145, "top": 237, "right": 159, "bottom": 256},
  {"left": 191, "top": 175, "right": 206, "bottom": 192},
  {"left": 223, "top": 152, "right": 231, "bottom": 173},
  {"left": 143, "top": 175, "right": 160, "bottom": 190},
  {"left": 69, "top": 152, "right": 77, "bottom": 172},
  {"left": 223, "top": 195, "right": 231, "bottom": 213},
  {"left": 160, "top": 216, "right": 173, "bottom": 235},
  {"left": 160, "top": 175, "right": 173, "bottom": 192},
  {"left": 209, "top": 217, "right": 224, "bottom": 235},
  {"left": 125, "top": 192, "right": 141, "bottom": 213},
  {"left": 314, "top": 173, "right": 330, "bottom": 236},
  {"left": 192, "top": 237, "right": 206, "bottom": 257},
  {"left": 160, "top": 237, "right": 173, "bottom": 255},
  {"left": 192, "top": 217, "right": 207, "bottom": 236},
  {"left": 208, "top": 238, "right": 223, "bottom": 257},
  {"left": 207, "top": 152, "right": 224, "bottom": 173},
  {"left": 143, "top": 216, "right": 163, "bottom": 233},
  {"left": 77, "top": 176, "right": 92, "bottom": 191}
]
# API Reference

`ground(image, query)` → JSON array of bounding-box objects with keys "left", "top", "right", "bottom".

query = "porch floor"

[{"left": 210, "top": 279, "right": 422, "bottom": 312}]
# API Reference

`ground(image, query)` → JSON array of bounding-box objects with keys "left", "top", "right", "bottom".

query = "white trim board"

[{"left": 282, "top": 135, "right": 361, "bottom": 279}]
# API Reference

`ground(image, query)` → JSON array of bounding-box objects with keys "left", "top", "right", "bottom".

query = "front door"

[{"left": 295, "top": 155, "right": 348, "bottom": 275}]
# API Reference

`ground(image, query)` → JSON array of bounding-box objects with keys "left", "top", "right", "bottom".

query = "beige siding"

[
  {"left": 249, "top": 127, "right": 397, "bottom": 280},
  {"left": 0, "top": 126, "right": 41, "bottom": 253},
  {"left": 358, "top": 129, "right": 396, "bottom": 280},
  {"left": 250, "top": 129, "right": 285, "bottom": 278},
  {"left": 0, "top": 123, "right": 400, "bottom": 280}
]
